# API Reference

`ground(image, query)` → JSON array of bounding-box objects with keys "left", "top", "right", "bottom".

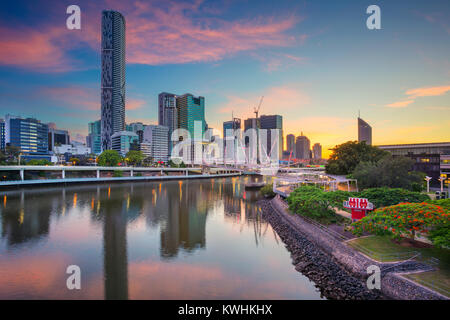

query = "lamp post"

[
  {"left": 438, "top": 176, "right": 445, "bottom": 193},
  {"left": 425, "top": 176, "right": 432, "bottom": 193}
]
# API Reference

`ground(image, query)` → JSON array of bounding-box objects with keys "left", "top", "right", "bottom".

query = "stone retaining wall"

[{"left": 263, "top": 195, "right": 447, "bottom": 300}]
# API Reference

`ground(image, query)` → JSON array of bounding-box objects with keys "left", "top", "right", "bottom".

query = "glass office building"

[
  {"left": 87, "top": 120, "right": 102, "bottom": 155},
  {"left": 4, "top": 115, "right": 49, "bottom": 155},
  {"left": 176, "top": 94, "right": 205, "bottom": 138}
]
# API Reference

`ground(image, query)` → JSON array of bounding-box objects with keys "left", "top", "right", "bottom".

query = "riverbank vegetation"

[
  {"left": 352, "top": 202, "right": 449, "bottom": 248},
  {"left": 326, "top": 141, "right": 426, "bottom": 191},
  {"left": 287, "top": 186, "right": 350, "bottom": 224},
  {"left": 287, "top": 186, "right": 429, "bottom": 216},
  {"left": 260, "top": 183, "right": 275, "bottom": 198}
]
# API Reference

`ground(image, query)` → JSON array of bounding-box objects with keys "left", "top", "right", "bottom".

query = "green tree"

[
  {"left": 27, "top": 159, "right": 52, "bottom": 165},
  {"left": 129, "top": 140, "right": 140, "bottom": 151},
  {"left": 325, "top": 141, "right": 388, "bottom": 175},
  {"left": 97, "top": 150, "right": 122, "bottom": 167},
  {"left": 0, "top": 150, "right": 7, "bottom": 164},
  {"left": 125, "top": 150, "right": 144, "bottom": 166},
  {"left": 353, "top": 155, "right": 425, "bottom": 190},
  {"left": 5, "top": 145, "right": 21, "bottom": 163},
  {"left": 69, "top": 157, "right": 80, "bottom": 166}
]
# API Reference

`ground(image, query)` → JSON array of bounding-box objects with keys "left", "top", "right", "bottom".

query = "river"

[{"left": 0, "top": 176, "right": 323, "bottom": 299}]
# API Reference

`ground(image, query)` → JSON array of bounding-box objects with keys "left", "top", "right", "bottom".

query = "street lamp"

[
  {"left": 425, "top": 176, "right": 432, "bottom": 193},
  {"left": 438, "top": 176, "right": 446, "bottom": 193}
]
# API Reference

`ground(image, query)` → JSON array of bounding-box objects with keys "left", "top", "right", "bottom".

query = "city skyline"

[{"left": 0, "top": 0, "right": 449, "bottom": 158}]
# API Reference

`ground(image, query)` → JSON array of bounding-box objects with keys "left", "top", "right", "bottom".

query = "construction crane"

[{"left": 253, "top": 96, "right": 264, "bottom": 119}]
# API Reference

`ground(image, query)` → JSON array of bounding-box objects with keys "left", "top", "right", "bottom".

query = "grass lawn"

[
  {"left": 405, "top": 271, "right": 450, "bottom": 298},
  {"left": 347, "top": 235, "right": 450, "bottom": 297}
]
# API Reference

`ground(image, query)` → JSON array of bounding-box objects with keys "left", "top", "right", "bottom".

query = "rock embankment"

[{"left": 258, "top": 196, "right": 447, "bottom": 300}]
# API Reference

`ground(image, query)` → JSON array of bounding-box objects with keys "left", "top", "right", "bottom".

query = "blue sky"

[{"left": 0, "top": 0, "right": 449, "bottom": 155}]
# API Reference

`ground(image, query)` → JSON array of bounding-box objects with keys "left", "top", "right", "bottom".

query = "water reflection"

[{"left": 0, "top": 177, "right": 322, "bottom": 300}]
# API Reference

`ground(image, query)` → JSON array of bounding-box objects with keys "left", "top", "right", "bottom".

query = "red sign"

[
  {"left": 343, "top": 197, "right": 374, "bottom": 221},
  {"left": 343, "top": 197, "right": 373, "bottom": 210}
]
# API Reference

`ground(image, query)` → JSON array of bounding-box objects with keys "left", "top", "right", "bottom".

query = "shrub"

[
  {"left": 287, "top": 186, "right": 339, "bottom": 223},
  {"left": 358, "top": 187, "right": 429, "bottom": 208},
  {"left": 260, "top": 183, "right": 275, "bottom": 198},
  {"left": 113, "top": 170, "right": 123, "bottom": 177},
  {"left": 352, "top": 202, "right": 450, "bottom": 245},
  {"left": 428, "top": 224, "right": 450, "bottom": 249},
  {"left": 426, "top": 198, "right": 450, "bottom": 212},
  {"left": 26, "top": 159, "right": 52, "bottom": 166}
]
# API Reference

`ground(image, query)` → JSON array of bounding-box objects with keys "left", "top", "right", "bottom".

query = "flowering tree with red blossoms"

[{"left": 352, "top": 202, "right": 450, "bottom": 243}]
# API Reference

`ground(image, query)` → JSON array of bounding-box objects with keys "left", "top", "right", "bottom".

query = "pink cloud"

[
  {"left": 39, "top": 86, "right": 99, "bottom": 110},
  {"left": 405, "top": 85, "right": 450, "bottom": 98},
  {"left": 127, "top": 98, "right": 146, "bottom": 110},
  {"left": 385, "top": 100, "right": 415, "bottom": 108},
  {"left": 385, "top": 85, "right": 450, "bottom": 109},
  {"left": 218, "top": 84, "right": 311, "bottom": 120},
  {"left": 0, "top": 0, "right": 303, "bottom": 72},
  {"left": 0, "top": 26, "right": 74, "bottom": 72}
]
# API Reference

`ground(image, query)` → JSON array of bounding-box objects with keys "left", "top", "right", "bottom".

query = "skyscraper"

[
  {"left": 101, "top": 10, "right": 126, "bottom": 151},
  {"left": 358, "top": 117, "right": 372, "bottom": 145},
  {"left": 176, "top": 94, "right": 205, "bottom": 138},
  {"left": 260, "top": 114, "right": 283, "bottom": 159},
  {"left": 223, "top": 118, "right": 241, "bottom": 162},
  {"left": 158, "top": 92, "right": 178, "bottom": 154},
  {"left": 286, "top": 134, "right": 295, "bottom": 156},
  {"left": 295, "top": 133, "right": 310, "bottom": 159},
  {"left": 87, "top": 120, "right": 102, "bottom": 155},
  {"left": 312, "top": 143, "right": 322, "bottom": 159},
  {"left": 0, "top": 119, "right": 5, "bottom": 151},
  {"left": 176, "top": 94, "right": 205, "bottom": 163}
]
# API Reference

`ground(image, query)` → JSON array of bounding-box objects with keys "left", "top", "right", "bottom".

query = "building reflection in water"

[
  {"left": 0, "top": 177, "right": 277, "bottom": 299},
  {"left": 0, "top": 190, "right": 52, "bottom": 247}
]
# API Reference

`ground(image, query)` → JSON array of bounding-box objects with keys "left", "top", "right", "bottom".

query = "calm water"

[{"left": 0, "top": 177, "right": 323, "bottom": 299}]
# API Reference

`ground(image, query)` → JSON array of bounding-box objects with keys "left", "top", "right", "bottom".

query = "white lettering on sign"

[{"left": 343, "top": 198, "right": 374, "bottom": 210}]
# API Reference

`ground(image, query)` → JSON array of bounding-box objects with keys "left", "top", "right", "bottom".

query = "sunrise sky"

[{"left": 0, "top": 0, "right": 449, "bottom": 157}]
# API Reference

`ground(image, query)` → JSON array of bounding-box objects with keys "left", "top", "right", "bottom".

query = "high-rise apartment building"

[
  {"left": 5, "top": 115, "right": 49, "bottom": 155},
  {"left": 312, "top": 143, "right": 322, "bottom": 159},
  {"left": 101, "top": 10, "right": 126, "bottom": 151},
  {"left": 295, "top": 133, "right": 310, "bottom": 159},
  {"left": 87, "top": 120, "right": 102, "bottom": 155},
  {"left": 358, "top": 117, "right": 372, "bottom": 145}
]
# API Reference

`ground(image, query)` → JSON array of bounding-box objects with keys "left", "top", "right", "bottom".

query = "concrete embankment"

[{"left": 259, "top": 196, "right": 447, "bottom": 300}]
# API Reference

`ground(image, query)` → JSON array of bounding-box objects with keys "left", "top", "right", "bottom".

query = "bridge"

[{"left": 0, "top": 165, "right": 242, "bottom": 187}]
